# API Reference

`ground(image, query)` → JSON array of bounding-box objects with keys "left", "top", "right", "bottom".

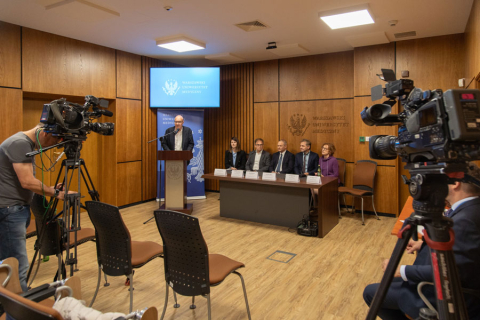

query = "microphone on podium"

[{"left": 147, "top": 128, "right": 180, "bottom": 143}]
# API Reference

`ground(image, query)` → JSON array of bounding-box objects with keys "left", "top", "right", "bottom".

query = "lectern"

[{"left": 158, "top": 150, "right": 193, "bottom": 214}]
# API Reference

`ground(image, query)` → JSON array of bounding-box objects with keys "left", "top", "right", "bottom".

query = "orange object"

[{"left": 392, "top": 196, "right": 414, "bottom": 235}]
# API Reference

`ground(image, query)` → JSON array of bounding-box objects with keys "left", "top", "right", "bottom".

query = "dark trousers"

[{"left": 363, "top": 278, "right": 409, "bottom": 320}]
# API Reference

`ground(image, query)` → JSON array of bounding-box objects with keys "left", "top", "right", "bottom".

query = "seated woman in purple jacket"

[{"left": 315, "top": 143, "right": 340, "bottom": 184}]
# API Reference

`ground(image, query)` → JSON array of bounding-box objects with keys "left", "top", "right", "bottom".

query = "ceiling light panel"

[
  {"left": 156, "top": 36, "right": 205, "bottom": 53},
  {"left": 319, "top": 4, "right": 374, "bottom": 30}
]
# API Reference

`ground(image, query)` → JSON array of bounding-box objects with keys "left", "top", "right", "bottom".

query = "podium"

[{"left": 158, "top": 150, "right": 193, "bottom": 214}]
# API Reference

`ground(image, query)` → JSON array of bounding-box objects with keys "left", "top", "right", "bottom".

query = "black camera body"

[
  {"left": 40, "top": 95, "right": 114, "bottom": 137},
  {"left": 361, "top": 70, "right": 480, "bottom": 170},
  {"left": 297, "top": 219, "right": 318, "bottom": 237}
]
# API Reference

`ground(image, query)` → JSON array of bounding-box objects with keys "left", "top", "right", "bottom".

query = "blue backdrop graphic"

[{"left": 157, "top": 110, "right": 205, "bottom": 199}]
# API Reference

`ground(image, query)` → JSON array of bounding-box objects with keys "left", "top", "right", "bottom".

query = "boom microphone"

[{"left": 94, "top": 109, "right": 113, "bottom": 117}]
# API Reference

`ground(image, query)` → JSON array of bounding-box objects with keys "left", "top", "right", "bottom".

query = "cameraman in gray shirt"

[{"left": 0, "top": 124, "right": 68, "bottom": 292}]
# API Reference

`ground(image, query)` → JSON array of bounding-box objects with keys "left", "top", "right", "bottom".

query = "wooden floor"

[{"left": 26, "top": 192, "right": 415, "bottom": 319}]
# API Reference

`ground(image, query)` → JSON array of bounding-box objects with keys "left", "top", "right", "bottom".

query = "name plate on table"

[
  {"left": 231, "top": 170, "right": 244, "bottom": 178},
  {"left": 214, "top": 168, "right": 227, "bottom": 176},
  {"left": 262, "top": 172, "right": 276, "bottom": 181},
  {"left": 245, "top": 171, "right": 259, "bottom": 180},
  {"left": 306, "top": 176, "right": 321, "bottom": 184},
  {"left": 285, "top": 174, "right": 300, "bottom": 183}
]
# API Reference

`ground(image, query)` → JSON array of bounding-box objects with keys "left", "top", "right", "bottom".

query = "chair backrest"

[
  {"left": 30, "top": 194, "right": 63, "bottom": 256},
  {"left": 352, "top": 160, "right": 377, "bottom": 192},
  {"left": 337, "top": 158, "right": 347, "bottom": 186},
  {"left": 0, "top": 257, "right": 22, "bottom": 294},
  {"left": 85, "top": 201, "right": 133, "bottom": 277},
  {"left": 154, "top": 210, "right": 210, "bottom": 297},
  {"left": 0, "top": 285, "right": 63, "bottom": 320}
]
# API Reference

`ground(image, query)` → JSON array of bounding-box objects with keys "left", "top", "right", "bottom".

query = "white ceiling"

[{"left": 0, "top": 0, "right": 474, "bottom": 67}]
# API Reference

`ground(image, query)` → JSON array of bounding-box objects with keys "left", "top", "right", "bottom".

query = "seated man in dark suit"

[
  {"left": 161, "top": 115, "right": 194, "bottom": 152},
  {"left": 245, "top": 138, "right": 270, "bottom": 172},
  {"left": 269, "top": 139, "right": 295, "bottom": 174},
  {"left": 294, "top": 139, "right": 319, "bottom": 175},
  {"left": 363, "top": 162, "right": 480, "bottom": 320}
]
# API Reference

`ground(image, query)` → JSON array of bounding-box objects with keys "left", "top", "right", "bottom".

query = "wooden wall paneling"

[
  {"left": 279, "top": 99, "right": 354, "bottom": 161},
  {"left": 22, "top": 28, "right": 116, "bottom": 99},
  {"left": 465, "top": 0, "right": 480, "bottom": 81},
  {"left": 354, "top": 43, "right": 395, "bottom": 96},
  {"left": 253, "top": 103, "right": 279, "bottom": 154},
  {"left": 350, "top": 166, "right": 398, "bottom": 215},
  {"left": 100, "top": 100, "right": 117, "bottom": 205},
  {"left": 0, "top": 88, "right": 22, "bottom": 143},
  {"left": 116, "top": 161, "right": 142, "bottom": 206},
  {"left": 0, "top": 22, "right": 21, "bottom": 88},
  {"left": 353, "top": 96, "right": 399, "bottom": 165},
  {"left": 279, "top": 51, "right": 354, "bottom": 101},
  {"left": 254, "top": 59, "right": 278, "bottom": 102},
  {"left": 396, "top": 34, "right": 465, "bottom": 91},
  {"left": 116, "top": 50, "right": 141, "bottom": 100},
  {"left": 116, "top": 99, "right": 142, "bottom": 162}
]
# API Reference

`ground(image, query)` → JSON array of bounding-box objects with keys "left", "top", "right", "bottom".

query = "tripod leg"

[{"left": 366, "top": 223, "right": 415, "bottom": 320}]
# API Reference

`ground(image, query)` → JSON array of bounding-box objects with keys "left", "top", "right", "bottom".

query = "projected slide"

[{"left": 150, "top": 67, "right": 220, "bottom": 108}]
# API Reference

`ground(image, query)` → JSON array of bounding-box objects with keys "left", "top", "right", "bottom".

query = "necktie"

[
  {"left": 303, "top": 154, "right": 306, "bottom": 173},
  {"left": 276, "top": 153, "right": 283, "bottom": 172}
]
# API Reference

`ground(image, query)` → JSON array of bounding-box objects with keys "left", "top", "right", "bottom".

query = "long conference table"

[{"left": 202, "top": 173, "right": 339, "bottom": 238}]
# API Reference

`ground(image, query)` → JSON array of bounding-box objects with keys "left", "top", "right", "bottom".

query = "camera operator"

[
  {"left": 363, "top": 163, "right": 480, "bottom": 319},
  {"left": 0, "top": 124, "right": 70, "bottom": 292}
]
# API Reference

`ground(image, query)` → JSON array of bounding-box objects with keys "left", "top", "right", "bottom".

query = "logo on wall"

[
  {"left": 187, "top": 130, "right": 204, "bottom": 183},
  {"left": 288, "top": 114, "right": 310, "bottom": 136},
  {"left": 163, "top": 79, "right": 180, "bottom": 96}
]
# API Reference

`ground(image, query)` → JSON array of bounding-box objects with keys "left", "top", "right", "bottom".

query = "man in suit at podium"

[
  {"left": 245, "top": 138, "right": 270, "bottom": 172},
  {"left": 161, "top": 115, "right": 194, "bottom": 152},
  {"left": 294, "top": 139, "right": 319, "bottom": 176},
  {"left": 269, "top": 140, "right": 295, "bottom": 174}
]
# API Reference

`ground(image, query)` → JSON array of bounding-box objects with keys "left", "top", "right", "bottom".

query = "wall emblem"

[
  {"left": 163, "top": 79, "right": 180, "bottom": 96},
  {"left": 187, "top": 132, "right": 204, "bottom": 183},
  {"left": 288, "top": 114, "right": 310, "bottom": 136}
]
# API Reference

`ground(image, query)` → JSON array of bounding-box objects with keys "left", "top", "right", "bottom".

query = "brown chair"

[
  {"left": 338, "top": 160, "right": 379, "bottom": 225},
  {"left": 85, "top": 201, "right": 164, "bottom": 313},
  {"left": 154, "top": 210, "right": 251, "bottom": 320}
]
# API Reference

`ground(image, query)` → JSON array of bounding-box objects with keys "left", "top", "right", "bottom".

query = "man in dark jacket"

[
  {"left": 293, "top": 139, "right": 319, "bottom": 175},
  {"left": 363, "top": 163, "right": 480, "bottom": 319},
  {"left": 161, "top": 115, "right": 194, "bottom": 152},
  {"left": 269, "top": 140, "right": 294, "bottom": 174}
]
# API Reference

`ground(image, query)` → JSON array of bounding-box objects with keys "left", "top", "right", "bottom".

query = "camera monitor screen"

[{"left": 150, "top": 67, "right": 220, "bottom": 108}]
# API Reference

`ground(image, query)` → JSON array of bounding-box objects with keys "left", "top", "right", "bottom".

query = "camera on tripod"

[
  {"left": 40, "top": 95, "right": 115, "bottom": 138},
  {"left": 361, "top": 69, "right": 480, "bottom": 172}
]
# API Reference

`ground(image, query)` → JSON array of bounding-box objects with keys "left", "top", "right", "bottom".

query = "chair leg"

[
  {"left": 372, "top": 195, "right": 380, "bottom": 220},
  {"left": 173, "top": 291, "right": 180, "bottom": 308},
  {"left": 338, "top": 196, "right": 342, "bottom": 219},
  {"left": 361, "top": 197, "right": 365, "bottom": 226},
  {"left": 128, "top": 273, "right": 134, "bottom": 313},
  {"left": 342, "top": 194, "right": 349, "bottom": 213},
  {"left": 89, "top": 265, "right": 102, "bottom": 307},
  {"left": 104, "top": 272, "right": 110, "bottom": 287},
  {"left": 207, "top": 294, "right": 212, "bottom": 320},
  {"left": 160, "top": 285, "right": 169, "bottom": 320},
  {"left": 190, "top": 296, "right": 196, "bottom": 309},
  {"left": 234, "top": 271, "right": 252, "bottom": 320}
]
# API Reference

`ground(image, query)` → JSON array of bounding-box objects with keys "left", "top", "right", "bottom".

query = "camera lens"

[
  {"left": 89, "top": 122, "right": 115, "bottom": 136},
  {"left": 369, "top": 135, "right": 397, "bottom": 160}
]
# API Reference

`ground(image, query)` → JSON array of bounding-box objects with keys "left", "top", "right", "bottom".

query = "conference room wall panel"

[
  {"left": 253, "top": 102, "right": 279, "bottom": 155},
  {"left": 116, "top": 50, "right": 142, "bottom": 100},
  {"left": 354, "top": 43, "right": 395, "bottom": 96},
  {"left": 116, "top": 99, "right": 142, "bottom": 163},
  {"left": 100, "top": 100, "right": 117, "bottom": 206},
  {"left": 204, "top": 63, "right": 254, "bottom": 191},
  {"left": 279, "top": 99, "right": 355, "bottom": 162},
  {"left": 465, "top": 0, "right": 480, "bottom": 85},
  {"left": 279, "top": 51, "right": 354, "bottom": 101},
  {"left": 117, "top": 161, "right": 142, "bottom": 207},
  {"left": 0, "top": 88, "right": 22, "bottom": 143},
  {"left": 353, "top": 96, "right": 398, "bottom": 166},
  {"left": 22, "top": 28, "right": 116, "bottom": 99},
  {"left": 0, "top": 22, "right": 21, "bottom": 88},
  {"left": 254, "top": 59, "right": 279, "bottom": 102}
]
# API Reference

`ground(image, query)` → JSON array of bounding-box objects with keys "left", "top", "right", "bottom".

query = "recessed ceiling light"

[
  {"left": 156, "top": 35, "right": 205, "bottom": 52},
  {"left": 319, "top": 4, "right": 374, "bottom": 30}
]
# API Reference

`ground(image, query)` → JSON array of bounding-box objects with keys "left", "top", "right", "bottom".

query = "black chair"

[
  {"left": 154, "top": 210, "right": 251, "bottom": 320},
  {"left": 85, "top": 201, "right": 164, "bottom": 313}
]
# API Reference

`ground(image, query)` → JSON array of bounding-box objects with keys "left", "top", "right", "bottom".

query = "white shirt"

[
  {"left": 174, "top": 128, "right": 183, "bottom": 151},
  {"left": 253, "top": 151, "right": 262, "bottom": 171}
]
